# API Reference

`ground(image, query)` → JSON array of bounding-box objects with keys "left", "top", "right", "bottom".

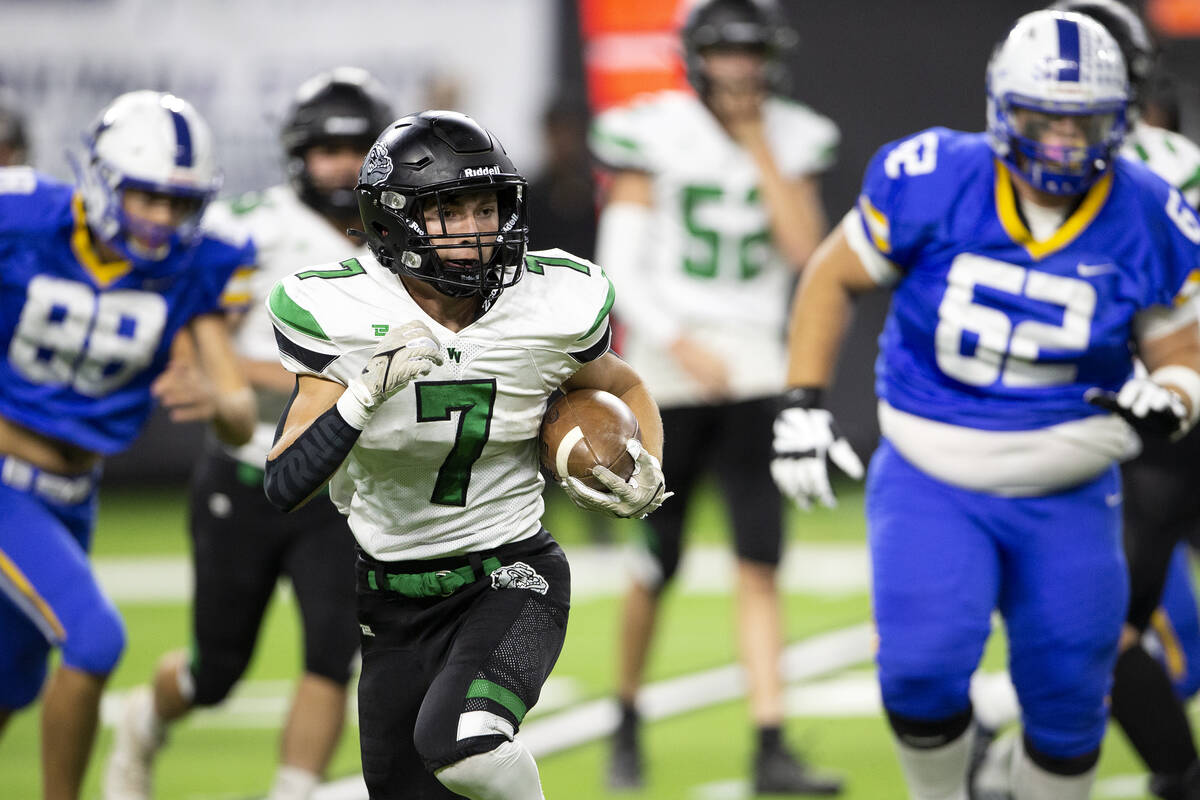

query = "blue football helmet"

[
  {"left": 987, "top": 10, "right": 1130, "bottom": 196},
  {"left": 72, "top": 91, "right": 221, "bottom": 261}
]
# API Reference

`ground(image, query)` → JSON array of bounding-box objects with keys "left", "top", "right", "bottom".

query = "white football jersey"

[
  {"left": 1123, "top": 119, "right": 1200, "bottom": 208},
  {"left": 204, "top": 185, "right": 373, "bottom": 467},
  {"left": 267, "top": 249, "right": 614, "bottom": 561},
  {"left": 590, "top": 90, "right": 839, "bottom": 407}
]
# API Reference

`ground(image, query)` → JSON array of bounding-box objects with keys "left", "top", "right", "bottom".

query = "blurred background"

[
  {"left": 4, "top": 0, "right": 1199, "bottom": 481},
  {"left": 4, "top": 1, "right": 1200, "bottom": 797}
]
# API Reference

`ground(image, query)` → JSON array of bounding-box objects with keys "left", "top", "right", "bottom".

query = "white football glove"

[
  {"left": 1085, "top": 378, "right": 1188, "bottom": 440},
  {"left": 561, "top": 439, "right": 671, "bottom": 519},
  {"left": 349, "top": 320, "right": 443, "bottom": 411},
  {"left": 770, "top": 389, "right": 864, "bottom": 510}
]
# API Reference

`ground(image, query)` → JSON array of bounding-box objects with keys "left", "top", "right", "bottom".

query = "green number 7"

[{"left": 415, "top": 380, "right": 497, "bottom": 506}]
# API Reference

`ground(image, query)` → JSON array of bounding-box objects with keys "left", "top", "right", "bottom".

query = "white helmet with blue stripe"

[
  {"left": 74, "top": 90, "right": 221, "bottom": 260},
  {"left": 987, "top": 9, "right": 1129, "bottom": 195}
]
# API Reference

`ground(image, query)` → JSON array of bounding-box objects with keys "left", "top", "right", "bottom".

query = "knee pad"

[
  {"left": 60, "top": 599, "right": 125, "bottom": 675},
  {"left": 886, "top": 706, "right": 972, "bottom": 750},
  {"left": 879, "top": 670, "right": 974, "bottom": 723},
  {"left": 435, "top": 739, "right": 544, "bottom": 800},
  {"left": 189, "top": 648, "right": 252, "bottom": 706}
]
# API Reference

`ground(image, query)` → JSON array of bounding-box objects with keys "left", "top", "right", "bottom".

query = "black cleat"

[
  {"left": 968, "top": 725, "right": 1016, "bottom": 800},
  {"left": 607, "top": 709, "right": 643, "bottom": 790},
  {"left": 753, "top": 747, "right": 844, "bottom": 796}
]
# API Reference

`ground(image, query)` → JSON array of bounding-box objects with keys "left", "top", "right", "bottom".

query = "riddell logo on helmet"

[{"left": 462, "top": 165, "right": 501, "bottom": 177}]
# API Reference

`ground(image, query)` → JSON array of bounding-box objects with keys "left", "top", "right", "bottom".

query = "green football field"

[{"left": 0, "top": 480, "right": 1167, "bottom": 799}]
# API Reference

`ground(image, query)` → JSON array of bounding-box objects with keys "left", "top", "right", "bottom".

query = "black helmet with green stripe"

[{"left": 355, "top": 110, "right": 528, "bottom": 300}]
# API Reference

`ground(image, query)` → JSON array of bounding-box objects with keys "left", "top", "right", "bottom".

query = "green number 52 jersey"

[{"left": 267, "top": 249, "right": 614, "bottom": 561}]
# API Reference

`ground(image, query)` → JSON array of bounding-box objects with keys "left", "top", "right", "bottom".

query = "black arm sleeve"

[{"left": 263, "top": 402, "right": 363, "bottom": 512}]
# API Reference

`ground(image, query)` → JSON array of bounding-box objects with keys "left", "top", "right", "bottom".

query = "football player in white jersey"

[
  {"left": 262, "top": 110, "right": 667, "bottom": 800},
  {"left": 589, "top": 0, "right": 842, "bottom": 794},
  {"left": 104, "top": 70, "right": 395, "bottom": 800},
  {"left": 967, "top": 4, "right": 1200, "bottom": 799}
]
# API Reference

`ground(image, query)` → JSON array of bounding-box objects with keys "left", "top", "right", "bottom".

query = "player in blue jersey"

[
  {"left": 960, "top": 4, "right": 1200, "bottom": 798},
  {"left": 770, "top": 10, "right": 1200, "bottom": 800},
  {"left": 0, "top": 91, "right": 256, "bottom": 800}
]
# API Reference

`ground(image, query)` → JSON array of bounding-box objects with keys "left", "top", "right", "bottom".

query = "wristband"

[
  {"left": 336, "top": 386, "right": 374, "bottom": 430},
  {"left": 781, "top": 386, "right": 825, "bottom": 410}
]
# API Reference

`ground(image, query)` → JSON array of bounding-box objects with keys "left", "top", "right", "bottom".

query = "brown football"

[{"left": 540, "top": 389, "right": 640, "bottom": 491}]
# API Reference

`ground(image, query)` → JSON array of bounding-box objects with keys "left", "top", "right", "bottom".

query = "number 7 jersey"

[
  {"left": 851, "top": 128, "right": 1200, "bottom": 432},
  {"left": 267, "top": 249, "right": 614, "bottom": 561}
]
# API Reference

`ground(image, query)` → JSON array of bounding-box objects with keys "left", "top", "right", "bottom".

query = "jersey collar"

[
  {"left": 993, "top": 160, "right": 1113, "bottom": 261},
  {"left": 70, "top": 194, "right": 133, "bottom": 287}
]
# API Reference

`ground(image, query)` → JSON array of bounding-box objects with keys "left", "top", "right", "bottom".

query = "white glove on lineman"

[
  {"left": 770, "top": 389, "right": 865, "bottom": 510},
  {"left": 347, "top": 321, "right": 443, "bottom": 412},
  {"left": 561, "top": 439, "right": 671, "bottom": 519},
  {"left": 1085, "top": 377, "right": 1189, "bottom": 440}
]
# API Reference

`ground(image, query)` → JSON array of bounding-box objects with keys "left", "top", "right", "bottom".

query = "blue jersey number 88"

[{"left": 9, "top": 275, "right": 168, "bottom": 397}]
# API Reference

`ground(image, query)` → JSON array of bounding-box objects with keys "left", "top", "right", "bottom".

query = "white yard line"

[
  {"left": 94, "top": 542, "right": 870, "bottom": 604},
  {"left": 309, "top": 623, "right": 875, "bottom": 800}
]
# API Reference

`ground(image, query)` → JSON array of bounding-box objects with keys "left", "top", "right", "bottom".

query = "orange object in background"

[
  {"left": 579, "top": 0, "right": 691, "bottom": 112},
  {"left": 1147, "top": 0, "right": 1200, "bottom": 38}
]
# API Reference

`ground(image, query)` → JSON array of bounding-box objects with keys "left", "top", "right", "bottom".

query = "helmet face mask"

[
  {"left": 987, "top": 10, "right": 1130, "bottom": 196},
  {"left": 281, "top": 67, "right": 394, "bottom": 219},
  {"left": 73, "top": 91, "right": 221, "bottom": 262},
  {"left": 356, "top": 112, "right": 529, "bottom": 302}
]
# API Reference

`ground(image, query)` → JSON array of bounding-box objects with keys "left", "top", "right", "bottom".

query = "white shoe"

[{"left": 104, "top": 686, "right": 165, "bottom": 800}]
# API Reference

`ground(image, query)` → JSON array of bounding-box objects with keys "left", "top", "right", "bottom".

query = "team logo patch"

[
  {"left": 362, "top": 142, "right": 394, "bottom": 184},
  {"left": 490, "top": 562, "right": 549, "bottom": 595}
]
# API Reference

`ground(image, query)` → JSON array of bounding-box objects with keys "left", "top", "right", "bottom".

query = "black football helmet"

[
  {"left": 681, "top": 0, "right": 797, "bottom": 99},
  {"left": 281, "top": 67, "right": 394, "bottom": 218},
  {"left": 355, "top": 110, "right": 529, "bottom": 300},
  {"left": 1050, "top": 0, "right": 1157, "bottom": 106}
]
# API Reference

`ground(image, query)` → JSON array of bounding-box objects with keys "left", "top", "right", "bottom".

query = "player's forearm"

[
  {"left": 785, "top": 231, "right": 863, "bottom": 388},
  {"left": 264, "top": 393, "right": 360, "bottom": 512},
  {"left": 212, "top": 387, "right": 256, "bottom": 446},
  {"left": 190, "top": 313, "right": 257, "bottom": 444},
  {"left": 618, "top": 382, "right": 664, "bottom": 463}
]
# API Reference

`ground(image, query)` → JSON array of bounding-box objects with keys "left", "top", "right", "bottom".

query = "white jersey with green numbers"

[
  {"left": 266, "top": 248, "right": 614, "bottom": 561},
  {"left": 590, "top": 90, "right": 838, "bottom": 407},
  {"left": 204, "top": 184, "right": 374, "bottom": 469},
  {"left": 1122, "top": 119, "right": 1200, "bottom": 208}
]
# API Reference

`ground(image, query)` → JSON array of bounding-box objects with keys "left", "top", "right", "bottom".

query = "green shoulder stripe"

[
  {"left": 1180, "top": 165, "right": 1200, "bottom": 194},
  {"left": 580, "top": 273, "right": 616, "bottom": 341},
  {"left": 268, "top": 282, "right": 330, "bottom": 341},
  {"left": 591, "top": 125, "right": 640, "bottom": 153}
]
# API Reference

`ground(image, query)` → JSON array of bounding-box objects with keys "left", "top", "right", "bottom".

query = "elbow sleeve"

[{"left": 263, "top": 402, "right": 362, "bottom": 512}]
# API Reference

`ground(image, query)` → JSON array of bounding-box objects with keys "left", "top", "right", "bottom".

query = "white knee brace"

[{"left": 435, "top": 739, "right": 545, "bottom": 800}]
